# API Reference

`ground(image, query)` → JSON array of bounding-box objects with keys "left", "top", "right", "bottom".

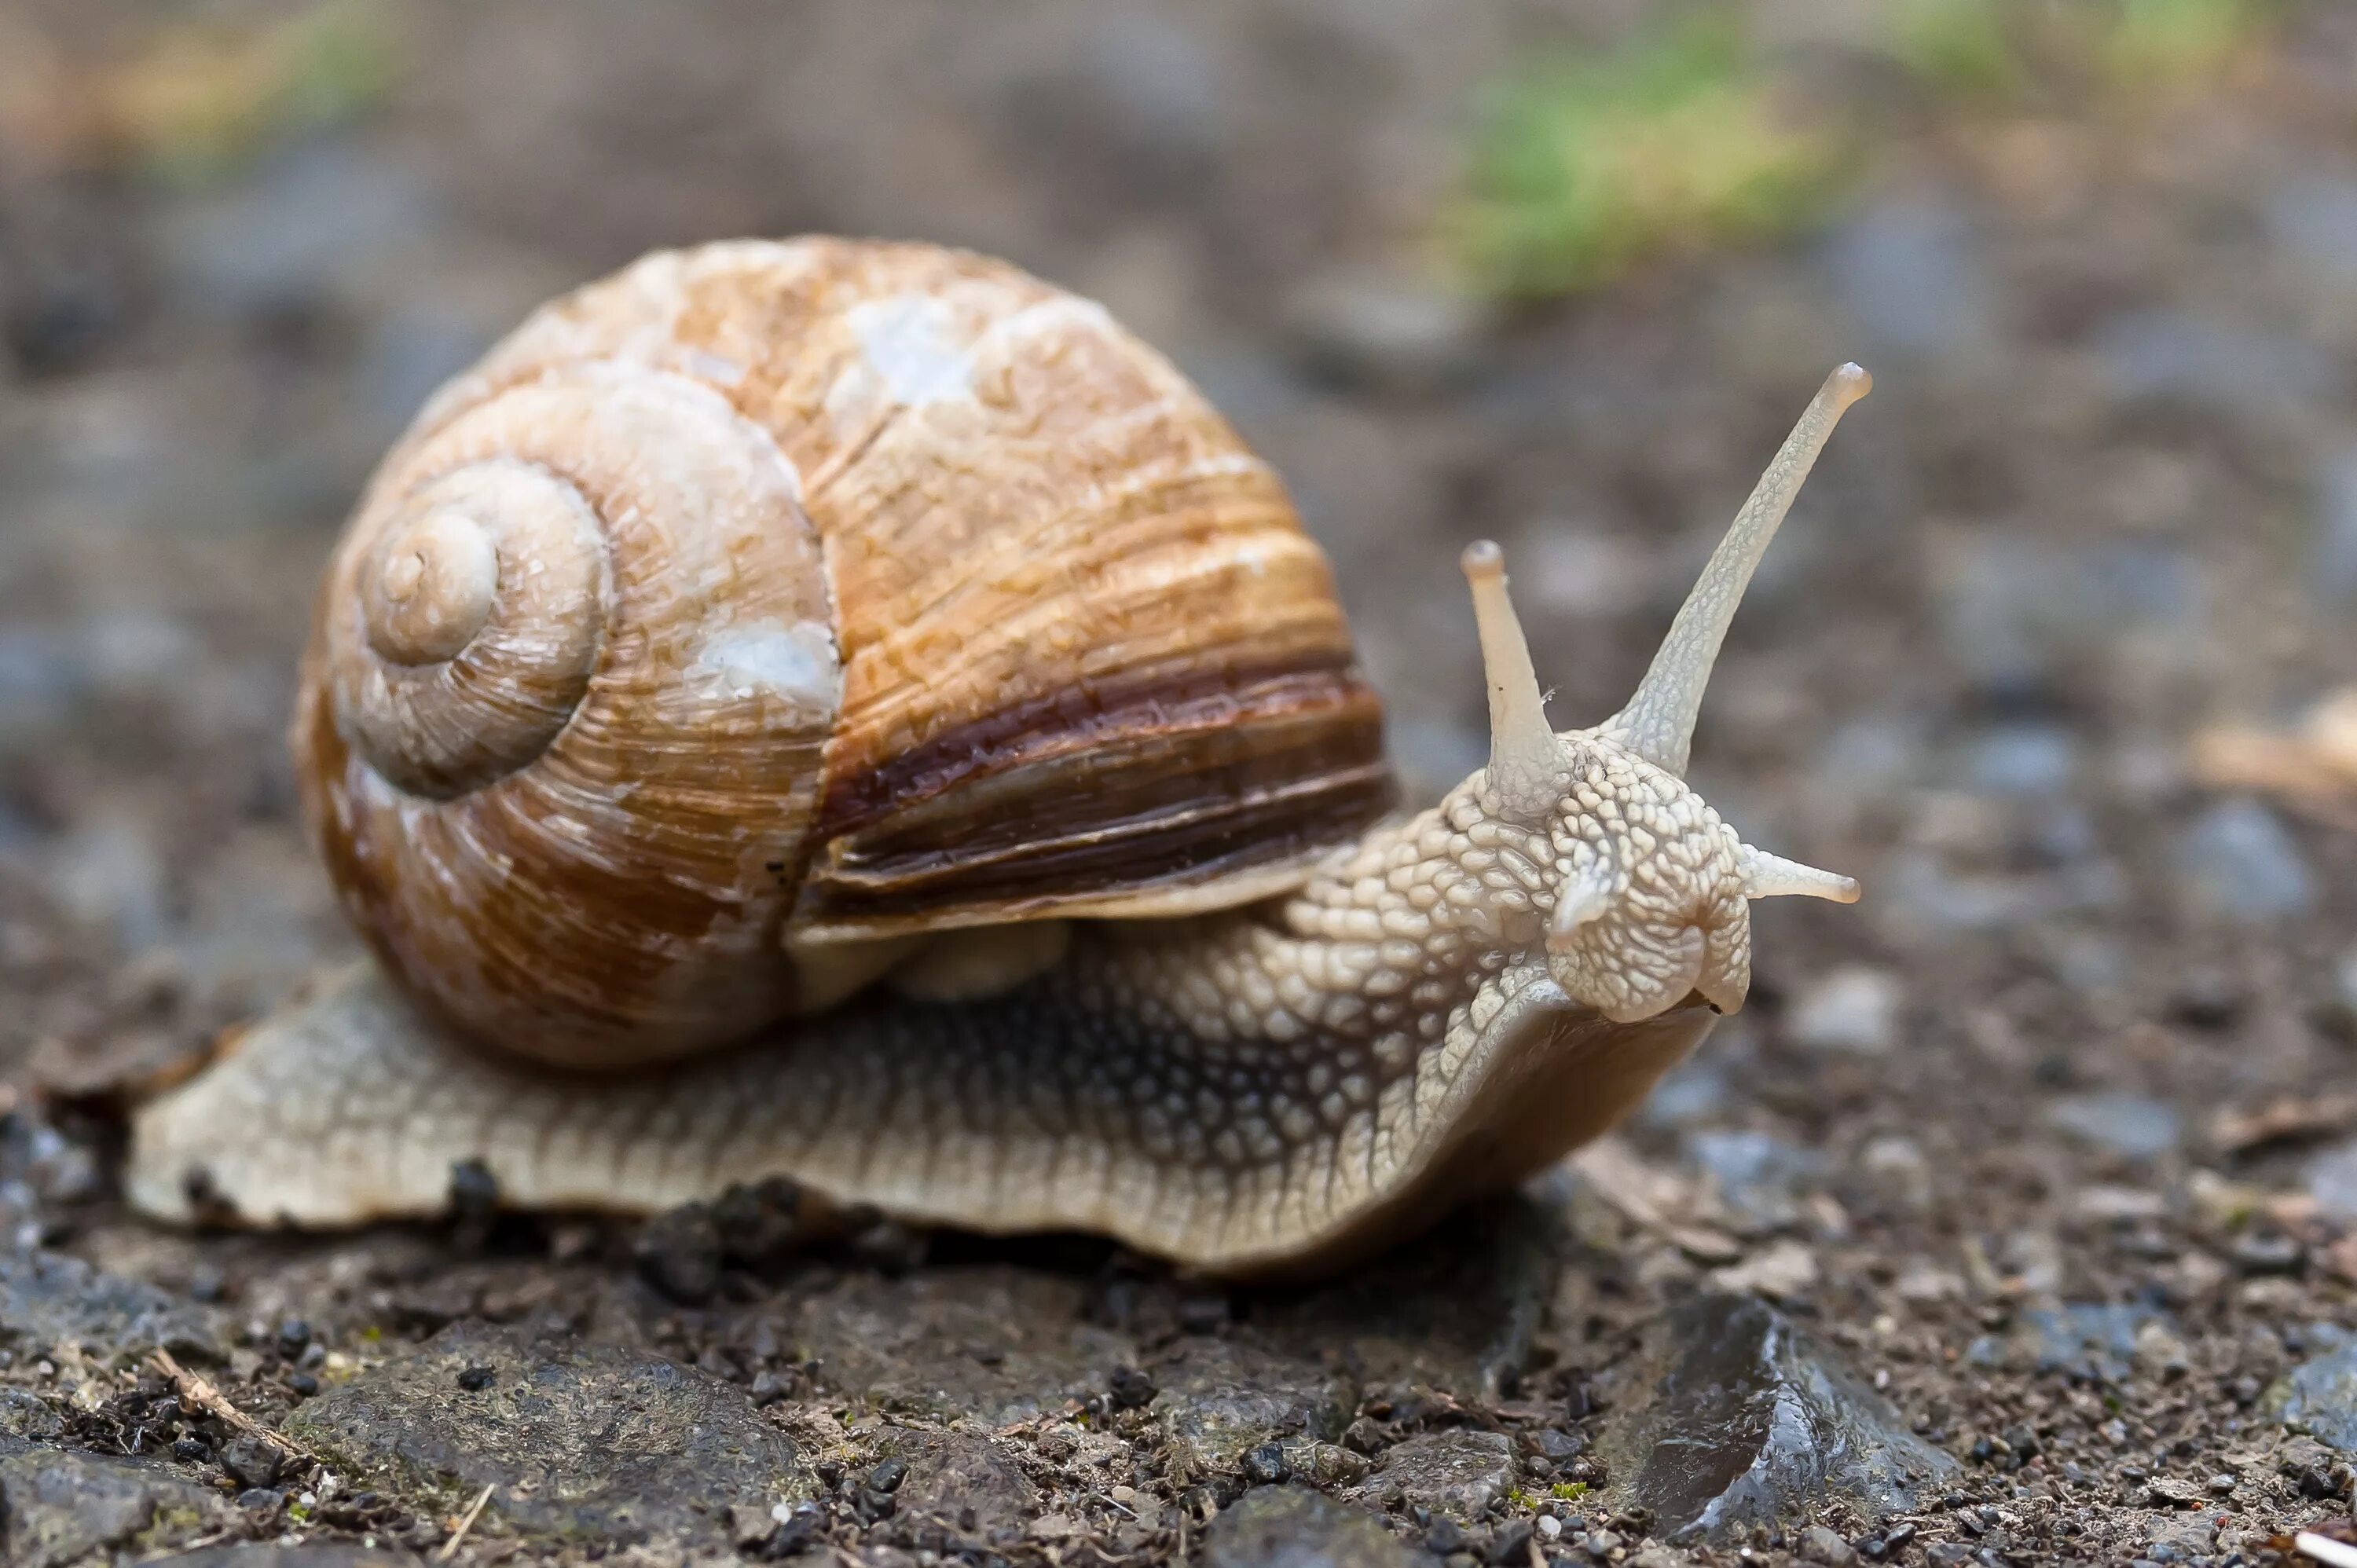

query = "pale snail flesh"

[{"left": 124, "top": 239, "right": 1868, "bottom": 1277}]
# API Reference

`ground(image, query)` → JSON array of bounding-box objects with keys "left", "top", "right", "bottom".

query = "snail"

[{"left": 124, "top": 239, "right": 1869, "bottom": 1276}]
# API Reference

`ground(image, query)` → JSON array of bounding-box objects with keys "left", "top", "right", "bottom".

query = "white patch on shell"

[
  {"left": 692, "top": 621, "right": 842, "bottom": 711},
  {"left": 848, "top": 295, "right": 976, "bottom": 406},
  {"left": 680, "top": 348, "right": 746, "bottom": 387},
  {"left": 976, "top": 296, "right": 1114, "bottom": 351}
]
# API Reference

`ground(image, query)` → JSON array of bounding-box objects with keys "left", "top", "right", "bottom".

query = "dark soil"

[{"left": 5, "top": 3, "right": 2357, "bottom": 1566}]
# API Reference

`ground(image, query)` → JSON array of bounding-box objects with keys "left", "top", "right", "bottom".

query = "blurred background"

[{"left": 3, "top": 0, "right": 2357, "bottom": 1353}]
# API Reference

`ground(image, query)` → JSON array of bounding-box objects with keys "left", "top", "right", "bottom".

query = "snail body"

[{"left": 126, "top": 240, "right": 1868, "bottom": 1276}]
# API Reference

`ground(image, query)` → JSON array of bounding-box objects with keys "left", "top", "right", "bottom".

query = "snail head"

[{"left": 1458, "top": 364, "right": 1870, "bottom": 1024}]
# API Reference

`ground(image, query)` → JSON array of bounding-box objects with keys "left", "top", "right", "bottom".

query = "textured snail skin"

[
  {"left": 128, "top": 746, "right": 1731, "bottom": 1274},
  {"left": 121, "top": 235, "right": 1872, "bottom": 1274}
]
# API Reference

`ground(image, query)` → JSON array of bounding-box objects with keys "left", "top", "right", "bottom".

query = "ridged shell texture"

[{"left": 300, "top": 240, "right": 1391, "bottom": 1066}]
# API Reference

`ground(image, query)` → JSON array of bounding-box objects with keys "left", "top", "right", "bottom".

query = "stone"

[
  {"left": 1683, "top": 1130, "right": 1826, "bottom": 1229},
  {"left": 1799, "top": 1523, "right": 1860, "bottom": 1565},
  {"left": 285, "top": 1321, "right": 810, "bottom": 1545},
  {"left": 1989, "top": 1301, "right": 2174, "bottom": 1383},
  {"left": 1641, "top": 1058, "right": 1732, "bottom": 1130},
  {"left": 1257, "top": 1195, "right": 1563, "bottom": 1401},
  {"left": 1710, "top": 1240, "right": 1820, "bottom": 1300},
  {"left": 878, "top": 1428, "right": 1039, "bottom": 1541},
  {"left": 1783, "top": 967, "right": 1902, "bottom": 1055},
  {"left": 1283, "top": 269, "right": 1489, "bottom": 394},
  {"left": 1153, "top": 1338, "right": 1353, "bottom": 1483},
  {"left": 1854, "top": 1135, "right": 1934, "bottom": 1215},
  {"left": 786, "top": 1266, "right": 1121, "bottom": 1423},
  {"left": 1964, "top": 724, "right": 2079, "bottom": 799},
  {"left": 0, "top": 1441, "right": 226, "bottom": 1568},
  {"left": 1929, "top": 533, "right": 2201, "bottom": 703},
  {"left": 1376, "top": 1429, "right": 1516, "bottom": 1521},
  {"left": 2173, "top": 798, "right": 2317, "bottom": 923},
  {"left": 1202, "top": 1485, "right": 1425, "bottom": 1568},
  {"left": 0, "top": 1247, "right": 222, "bottom": 1368},
  {"left": 1590, "top": 1292, "right": 1958, "bottom": 1542},
  {"left": 2309, "top": 1140, "right": 2357, "bottom": 1223},
  {"left": 2044, "top": 1093, "right": 2183, "bottom": 1162},
  {"left": 632, "top": 1201, "right": 722, "bottom": 1304},
  {"left": 218, "top": 1433, "right": 284, "bottom": 1489},
  {"left": 2265, "top": 1343, "right": 2357, "bottom": 1451},
  {"left": 0, "top": 1389, "right": 63, "bottom": 1439}
]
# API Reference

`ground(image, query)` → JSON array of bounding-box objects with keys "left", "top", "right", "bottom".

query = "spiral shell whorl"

[
  {"left": 335, "top": 462, "right": 607, "bottom": 799},
  {"left": 304, "top": 357, "right": 841, "bottom": 1066},
  {"left": 365, "top": 507, "right": 496, "bottom": 665}
]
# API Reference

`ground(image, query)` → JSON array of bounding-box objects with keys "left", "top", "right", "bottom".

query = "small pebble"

[
  {"left": 1426, "top": 1519, "right": 1469, "bottom": 1555},
  {"left": 236, "top": 1487, "right": 282, "bottom": 1511},
  {"left": 1784, "top": 965, "right": 1903, "bottom": 1054},
  {"left": 287, "top": 1372, "right": 319, "bottom": 1398},
  {"left": 2231, "top": 1230, "right": 2305, "bottom": 1275},
  {"left": 1108, "top": 1366, "right": 1157, "bottom": 1409},
  {"left": 1177, "top": 1293, "right": 1230, "bottom": 1335},
  {"left": 866, "top": 1458, "right": 907, "bottom": 1494},
  {"left": 1487, "top": 1519, "right": 1534, "bottom": 1565},
  {"left": 218, "top": 1433, "right": 283, "bottom": 1489},
  {"left": 1241, "top": 1441, "right": 1287, "bottom": 1486},
  {"left": 456, "top": 1364, "right": 496, "bottom": 1391},
  {"left": 1801, "top": 1523, "right": 1861, "bottom": 1566},
  {"left": 633, "top": 1203, "right": 723, "bottom": 1304},
  {"left": 445, "top": 1158, "right": 501, "bottom": 1240},
  {"left": 1537, "top": 1515, "right": 1563, "bottom": 1541},
  {"left": 2165, "top": 969, "right": 2244, "bottom": 1029}
]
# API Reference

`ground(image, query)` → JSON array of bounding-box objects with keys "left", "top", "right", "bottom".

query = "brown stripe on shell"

[{"left": 798, "top": 658, "right": 1390, "bottom": 930}]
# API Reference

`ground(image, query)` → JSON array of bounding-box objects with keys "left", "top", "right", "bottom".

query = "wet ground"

[{"left": 5, "top": 2, "right": 2357, "bottom": 1565}]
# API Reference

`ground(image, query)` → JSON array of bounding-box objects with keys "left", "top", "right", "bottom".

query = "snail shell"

[{"left": 304, "top": 240, "right": 1392, "bottom": 1068}]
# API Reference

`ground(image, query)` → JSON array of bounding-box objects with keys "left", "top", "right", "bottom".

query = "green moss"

[
  {"left": 1885, "top": 0, "right": 2271, "bottom": 105},
  {"left": 131, "top": 1502, "right": 213, "bottom": 1555},
  {"left": 2099, "top": 0, "right": 2264, "bottom": 85},
  {"left": 122, "top": 0, "right": 404, "bottom": 185},
  {"left": 1449, "top": 16, "right": 1847, "bottom": 302},
  {"left": 1550, "top": 1480, "right": 1590, "bottom": 1501},
  {"left": 1889, "top": 0, "right": 2024, "bottom": 99}
]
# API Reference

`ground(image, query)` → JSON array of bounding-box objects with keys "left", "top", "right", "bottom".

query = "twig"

[
  {"left": 2297, "top": 1532, "right": 2357, "bottom": 1568},
  {"left": 437, "top": 1483, "right": 494, "bottom": 1562},
  {"left": 147, "top": 1349, "right": 311, "bottom": 1460}
]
